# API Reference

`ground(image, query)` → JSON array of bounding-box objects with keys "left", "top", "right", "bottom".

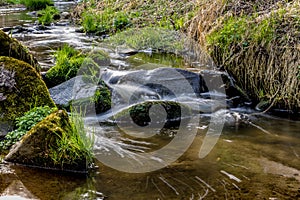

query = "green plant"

[
  {"left": 45, "top": 45, "right": 89, "bottom": 87},
  {"left": 20, "top": 0, "right": 54, "bottom": 10},
  {"left": 49, "top": 108, "right": 94, "bottom": 168},
  {"left": 106, "top": 27, "right": 184, "bottom": 53},
  {"left": 82, "top": 12, "right": 97, "bottom": 33},
  {"left": 38, "top": 6, "right": 60, "bottom": 26},
  {"left": 81, "top": 10, "right": 130, "bottom": 35},
  {"left": 0, "top": 106, "right": 57, "bottom": 150},
  {"left": 113, "top": 12, "right": 131, "bottom": 31}
]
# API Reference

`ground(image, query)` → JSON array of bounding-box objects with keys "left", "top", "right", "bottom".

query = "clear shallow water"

[
  {"left": 1, "top": 115, "right": 300, "bottom": 199},
  {"left": 0, "top": 3, "right": 300, "bottom": 200}
]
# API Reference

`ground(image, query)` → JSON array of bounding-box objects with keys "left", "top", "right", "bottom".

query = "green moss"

[
  {"left": 114, "top": 101, "right": 191, "bottom": 128},
  {"left": 71, "top": 81, "right": 111, "bottom": 114},
  {"left": 0, "top": 30, "right": 40, "bottom": 71},
  {"left": 0, "top": 56, "right": 55, "bottom": 122},
  {"left": 5, "top": 110, "right": 94, "bottom": 172}
]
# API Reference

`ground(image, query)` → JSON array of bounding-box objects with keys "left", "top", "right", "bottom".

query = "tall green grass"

[{"left": 49, "top": 108, "right": 94, "bottom": 169}]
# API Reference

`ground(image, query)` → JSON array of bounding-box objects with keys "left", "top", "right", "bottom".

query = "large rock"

[
  {"left": 0, "top": 30, "right": 40, "bottom": 72},
  {"left": 5, "top": 110, "right": 91, "bottom": 172},
  {"left": 102, "top": 67, "right": 246, "bottom": 107},
  {"left": 49, "top": 76, "right": 111, "bottom": 114},
  {"left": 0, "top": 56, "right": 55, "bottom": 122}
]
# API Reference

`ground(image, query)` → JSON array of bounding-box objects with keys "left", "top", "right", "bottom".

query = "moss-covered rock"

[
  {"left": 0, "top": 30, "right": 40, "bottom": 72},
  {"left": 114, "top": 100, "right": 191, "bottom": 128},
  {"left": 5, "top": 110, "right": 92, "bottom": 172},
  {"left": 0, "top": 56, "right": 55, "bottom": 122}
]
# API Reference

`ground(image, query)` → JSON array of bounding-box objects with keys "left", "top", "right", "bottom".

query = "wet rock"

[
  {"left": 49, "top": 76, "right": 111, "bottom": 114},
  {"left": 1, "top": 27, "right": 13, "bottom": 32},
  {"left": 61, "top": 12, "right": 70, "bottom": 19},
  {"left": 113, "top": 100, "right": 190, "bottom": 128},
  {"left": 0, "top": 30, "right": 40, "bottom": 71},
  {"left": 102, "top": 67, "right": 208, "bottom": 100},
  {"left": 0, "top": 121, "right": 13, "bottom": 139},
  {"left": 5, "top": 110, "right": 90, "bottom": 172},
  {"left": 75, "top": 28, "right": 84, "bottom": 33},
  {"left": 27, "top": 11, "right": 37, "bottom": 17},
  {"left": 0, "top": 180, "right": 38, "bottom": 200},
  {"left": 200, "top": 70, "right": 250, "bottom": 107},
  {"left": 0, "top": 56, "right": 55, "bottom": 122},
  {"left": 55, "top": 21, "right": 69, "bottom": 26}
]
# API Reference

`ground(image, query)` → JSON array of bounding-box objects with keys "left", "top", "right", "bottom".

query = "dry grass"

[{"left": 189, "top": 0, "right": 300, "bottom": 112}]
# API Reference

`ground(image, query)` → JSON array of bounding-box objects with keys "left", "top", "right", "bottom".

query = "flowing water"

[{"left": 0, "top": 2, "right": 300, "bottom": 200}]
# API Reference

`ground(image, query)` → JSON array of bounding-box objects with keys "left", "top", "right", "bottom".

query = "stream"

[{"left": 0, "top": 1, "right": 300, "bottom": 199}]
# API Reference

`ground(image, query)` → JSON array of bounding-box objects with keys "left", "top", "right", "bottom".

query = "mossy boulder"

[
  {"left": 114, "top": 100, "right": 191, "bottom": 128},
  {"left": 0, "top": 30, "right": 40, "bottom": 72},
  {"left": 5, "top": 110, "right": 91, "bottom": 172},
  {"left": 0, "top": 56, "right": 55, "bottom": 122}
]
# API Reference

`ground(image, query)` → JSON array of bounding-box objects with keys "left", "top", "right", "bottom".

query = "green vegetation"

[
  {"left": 49, "top": 109, "right": 94, "bottom": 169},
  {"left": 201, "top": 0, "right": 300, "bottom": 111},
  {"left": 38, "top": 6, "right": 60, "bottom": 26},
  {"left": 71, "top": 81, "right": 111, "bottom": 114},
  {"left": 81, "top": 11, "right": 131, "bottom": 35},
  {"left": 4, "top": 109, "right": 94, "bottom": 171},
  {"left": 0, "top": 56, "right": 55, "bottom": 121},
  {"left": 107, "top": 27, "right": 184, "bottom": 53},
  {"left": 45, "top": 45, "right": 96, "bottom": 87},
  {"left": 45, "top": 45, "right": 111, "bottom": 88},
  {"left": 20, "top": 0, "right": 53, "bottom": 10},
  {"left": 0, "top": 106, "right": 56, "bottom": 151},
  {"left": 0, "top": 30, "right": 40, "bottom": 71},
  {"left": 75, "top": 0, "right": 197, "bottom": 35}
]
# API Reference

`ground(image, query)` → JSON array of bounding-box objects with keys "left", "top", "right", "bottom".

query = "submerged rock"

[
  {"left": 49, "top": 76, "right": 111, "bottom": 114},
  {"left": 113, "top": 100, "right": 191, "bottom": 128},
  {"left": 0, "top": 30, "right": 40, "bottom": 71},
  {"left": 5, "top": 110, "right": 91, "bottom": 172},
  {"left": 0, "top": 57, "right": 55, "bottom": 122}
]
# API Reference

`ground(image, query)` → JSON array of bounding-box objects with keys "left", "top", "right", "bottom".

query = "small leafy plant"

[
  {"left": 38, "top": 6, "right": 60, "bottom": 26},
  {"left": 0, "top": 106, "right": 57, "bottom": 150}
]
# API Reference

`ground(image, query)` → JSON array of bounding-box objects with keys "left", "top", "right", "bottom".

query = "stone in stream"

[
  {"left": 112, "top": 100, "right": 196, "bottom": 131},
  {"left": 5, "top": 110, "right": 91, "bottom": 172},
  {"left": 0, "top": 56, "right": 55, "bottom": 122},
  {"left": 49, "top": 75, "right": 111, "bottom": 114},
  {"left": 0, "top": 30, "right": 40, "bottom": 71},
  {"left": 102, "top": 67, "right": 246, "bottom": 107}
]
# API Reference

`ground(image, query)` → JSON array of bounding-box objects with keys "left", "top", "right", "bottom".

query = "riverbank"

[{"left": 72, "top": 0, "right": 300, "bottom": 115}]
